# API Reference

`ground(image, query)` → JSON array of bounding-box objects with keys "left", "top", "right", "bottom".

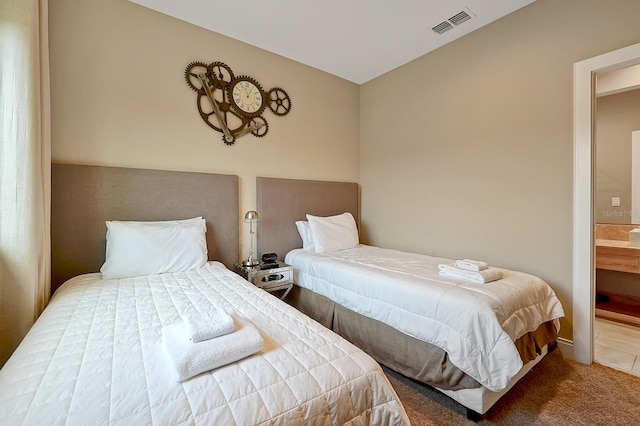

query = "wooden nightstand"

[{"left": 235, "top": 263, "right": 293, "bottom": 300}]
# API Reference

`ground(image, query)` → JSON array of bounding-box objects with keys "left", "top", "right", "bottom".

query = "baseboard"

[
  {"left": 595, "top": 308, "right": 640, "bottom": 326},
  {"left": 556, "top": 337, "right": 573, "bottom": 360}
]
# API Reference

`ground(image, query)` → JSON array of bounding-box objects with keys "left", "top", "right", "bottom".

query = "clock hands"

[
  {"left": 196, "top": 73, "right": 234, "bottom": 143},
  {"left": 243, "top": 88, "right": 253, "bottom": 103}
]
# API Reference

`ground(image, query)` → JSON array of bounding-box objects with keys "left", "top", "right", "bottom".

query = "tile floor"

[{"left": 594, "top": 317, "right": 640, "bottom": 377}]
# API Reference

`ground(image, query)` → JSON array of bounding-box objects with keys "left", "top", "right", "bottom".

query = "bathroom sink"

[{"left": 629, "top": 228, "right": 640, "bottom": 247}]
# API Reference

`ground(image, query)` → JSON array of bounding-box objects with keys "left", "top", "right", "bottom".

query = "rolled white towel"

[
  {"left": 454, "top": 259, "right": 488, "bottom": 271},
  {"left": 184, "top": 307, "right": 235, "bottom": 343},
  {"left": 438, "top": 263, "right": 503, "bottom": 284},
  {"left": 163, "top": 319, "right": 264, "bottom": 382}
]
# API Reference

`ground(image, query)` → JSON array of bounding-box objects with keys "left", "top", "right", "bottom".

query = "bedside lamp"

[{"left": 242, "top": 210, "right": 259, "bottom": 267}]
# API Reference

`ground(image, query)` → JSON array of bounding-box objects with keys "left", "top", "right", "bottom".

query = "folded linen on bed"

[
  {"left": 163, "top": 319, "right": 264, "bottom": 381},
  {"left": 183, "top": 307, "right": 235, "bottom": 342},
  {"left": 438, "top": 263, "right": 503, "bottom": 283},
  {"left": 454, "top": 259, "right": 488, "bottom": 271}
]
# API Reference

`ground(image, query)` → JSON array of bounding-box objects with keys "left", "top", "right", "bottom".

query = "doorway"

[
  {"left": 573, "top": 42, "right": 640, "bottom": 364},
  {"left": 592, "top": 70, "right": 640, "bottom": 374}
]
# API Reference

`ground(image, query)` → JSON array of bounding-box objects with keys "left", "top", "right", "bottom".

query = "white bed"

[
  {"left": 0, "top": 165, "right": 409, "bottom": 425},
  {"left": 254, "top": 176, "right": 565, "bottom": 418},
  {"left": 0, "top": 261, "right": 409, "bottom": 425},
  {"left": 285, "top": 244, "right": 565, "bottom": 416}
]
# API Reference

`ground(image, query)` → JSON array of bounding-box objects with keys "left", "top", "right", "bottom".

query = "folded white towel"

[
  {"left": 454, "top": 259, "right": 488, "bottom": 271},
  {"left": 163, "top": 319, "right": 264, "bottom": 382},
  {"left": 184, "top": 307, "right": 235, "bottom": 343},
  {"left": 438, "top": 263, "right": 503, "bottom": 284}
]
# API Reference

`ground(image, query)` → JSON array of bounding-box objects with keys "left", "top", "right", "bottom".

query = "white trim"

[
  {"left": 573, "top": 43, "right": 640, "bottom": 364},
  {"left": 556, "top": 337, "right": 573, "bottom": 360}
]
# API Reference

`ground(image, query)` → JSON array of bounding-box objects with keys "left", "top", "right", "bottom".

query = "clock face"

[{"left": 230, "top": 78, "right": 265, "bottom": 116}]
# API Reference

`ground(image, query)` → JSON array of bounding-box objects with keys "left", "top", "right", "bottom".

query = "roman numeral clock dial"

[
  {"left": 184, "top": 61, "right": 291, "bottom": 145},
  {"left": 231, "top": 78, "right": 264, "bottom": 116}
]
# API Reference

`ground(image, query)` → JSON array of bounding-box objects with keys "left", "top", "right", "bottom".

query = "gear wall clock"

[{"left": 185, "top": 61, "right": 291, "bottom": 145}]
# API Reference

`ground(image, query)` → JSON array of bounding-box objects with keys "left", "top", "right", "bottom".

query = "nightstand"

[{"left": 235, "top": 263, "right": 293, "bottom": 300}]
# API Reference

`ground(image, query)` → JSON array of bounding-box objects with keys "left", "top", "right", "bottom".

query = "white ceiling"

[{"left": 129, "top": 0, "right": 536, "bottom": 84}]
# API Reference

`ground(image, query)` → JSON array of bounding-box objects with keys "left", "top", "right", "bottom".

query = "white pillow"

[
  {"left": 100, "top": 217, "right": 208, "bottom": 280},
  {"left": 306, "top": 212, "right": 359, "bottom": 253},
  {"left": 295, "top": 220, "right": 315, "bottom": 251}
]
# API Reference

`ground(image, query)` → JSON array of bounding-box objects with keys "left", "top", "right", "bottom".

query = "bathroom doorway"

[
  {"left": 593, "top": 68, "right": 640, "bottom": 375},
  {"left": 573, "top": 42, "right": 640, "bottom": 365}
]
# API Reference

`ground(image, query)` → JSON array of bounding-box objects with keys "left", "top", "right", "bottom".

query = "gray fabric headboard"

[
  {"left": 256, "top": 177, "right": 359, "bottom": 261},
  {"left": 51, "top": 164, "right": 239, "bottom": 294}
]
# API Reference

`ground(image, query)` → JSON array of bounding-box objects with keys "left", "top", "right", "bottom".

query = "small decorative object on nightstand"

[
  {"left": 235, "top": 262, "right": 293, "bottom": 300},
  {"left": 242, "top": 210, "right": 259, "bottom": 267}
]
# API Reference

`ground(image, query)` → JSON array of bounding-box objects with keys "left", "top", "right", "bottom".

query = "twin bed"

[
  {"left": 256, "top": 177, "right": 565, "bottom": 418},
  {"left": 0, "top": 165, "right": 408, "bottom": 425}
]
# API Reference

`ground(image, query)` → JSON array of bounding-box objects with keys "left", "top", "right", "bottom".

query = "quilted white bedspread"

[
  {"left": 0, "top": 262, "right": 408, "bottom": 425},
  {"left": 285, "top": 245, "right": 565, "bottom": 392}
]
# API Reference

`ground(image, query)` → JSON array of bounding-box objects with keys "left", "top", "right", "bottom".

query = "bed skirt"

[{"left": 285, "top": 285, "right": 557, "bottom": 392}]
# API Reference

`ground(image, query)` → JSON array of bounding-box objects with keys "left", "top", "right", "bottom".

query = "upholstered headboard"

[
  {"left": 256, "top": 177, "right": 359, "bottom": 261},
  {"left": 51, "top": 164, "right": 239, "bottom": 293}
]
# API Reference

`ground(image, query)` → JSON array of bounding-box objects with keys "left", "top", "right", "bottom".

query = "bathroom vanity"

[
  {"left": 596, "top": 224, "right": 640, "bottom": 273},
  {"left": 595, "top": 224, "right": 640, "bottom": 324}
]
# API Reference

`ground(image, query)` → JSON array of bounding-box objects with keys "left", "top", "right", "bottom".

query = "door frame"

[{"left": 573, "top": 42, "right": 640, "bottom": 364}]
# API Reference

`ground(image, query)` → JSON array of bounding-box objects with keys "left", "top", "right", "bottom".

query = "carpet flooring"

[{"left": 384, "top": 350, "right": 640, "bottom": 425}]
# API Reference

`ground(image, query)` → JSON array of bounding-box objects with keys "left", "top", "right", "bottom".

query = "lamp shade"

[{"left": 244, "top": 210, "right": 259, "bottom": 222}]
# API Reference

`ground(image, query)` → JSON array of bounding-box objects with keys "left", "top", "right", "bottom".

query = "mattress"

[
  {"left": 285, "top": 245, "right": 565, "bottom": 392},
  {"left": 0, "top": 262, "right": 409, "bottom": 425}
]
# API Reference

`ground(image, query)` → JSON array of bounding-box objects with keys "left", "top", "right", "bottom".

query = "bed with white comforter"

[
  {"left": 0, "top": 262, "right": 408, "bottom": 425},
  {"left": 285, "top": 245, "right": 565, "bottom": 395}
]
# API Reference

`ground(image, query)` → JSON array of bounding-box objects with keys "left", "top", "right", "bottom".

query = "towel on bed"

[
  {"left": 163, "top": 319, "right": 264, "bottom": 381},
  {"left": 454, "top": 259, "right": 488, "bottom": 271},
  {"left": 183, "top": 307, "right": 235, "bottom": 342},
  {"left": 438, "top": 263, "right": 503, "bottom": 284}
]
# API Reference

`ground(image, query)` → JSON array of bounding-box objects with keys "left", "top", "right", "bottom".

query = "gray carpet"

[{"left": 384, "top": 351, "right": 640, "bottom": 425}]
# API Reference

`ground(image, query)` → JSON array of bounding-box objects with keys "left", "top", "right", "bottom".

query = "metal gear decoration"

[
  {"left": 268, "top": 88, "right": 292, "bottom": 116},
  {"left": 222, "top": 133, "right": 236, "bottom": 145},
  {"left": 185, "top": 62, "right": 209, "bottom": 93},
  {"left": 195, "top": 93, "right": 224, "bottom": 133},
  {"left": 194, "top": 80, "right": 243, "bottom": 137},
  {"left": 209, "top": 62, "right": 234, "bottom": 90},
  {"left": 184, "top": 60, "right": 290, "bottom": 145},
  {"left": 250, "top": 117, "right": 269, "bottom": 137}
]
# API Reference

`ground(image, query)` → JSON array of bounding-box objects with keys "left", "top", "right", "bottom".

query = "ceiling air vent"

[
  {"left": 432, "top": 21, "right": 453, "bottom": 34},
  {"left": 449, "top": 11, "right": 472, "bottom": 26},
  {"left": 432, "top": 8, "right": 474, "bottom": 35}
]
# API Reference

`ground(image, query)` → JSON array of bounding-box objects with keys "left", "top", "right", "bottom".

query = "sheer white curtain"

[{"left": 0, "top": 0, "right": 51, "bottom": 367}]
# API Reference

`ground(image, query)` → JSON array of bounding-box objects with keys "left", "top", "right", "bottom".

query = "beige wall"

[
  {"left": 595, "top": 89, "right": 640, "bottom": 224},
  {"left": 360, "top": 0, "right": 640, "bottom": 341},
  {"left": 49, "top": 0, "right": 360, "bottom": 260}
]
